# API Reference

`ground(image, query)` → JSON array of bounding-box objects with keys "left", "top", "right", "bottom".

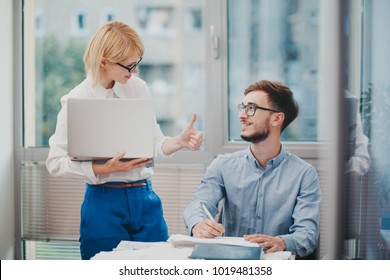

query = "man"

[{"left": 184, "top": 80, "right": 321, "bottom": 258}]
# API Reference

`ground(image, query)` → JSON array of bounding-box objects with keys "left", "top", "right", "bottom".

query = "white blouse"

[{"left": 46, "top": 74, "right": 169, "bottom": 184}]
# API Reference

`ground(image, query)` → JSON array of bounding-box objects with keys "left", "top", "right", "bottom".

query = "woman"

[{"left": 46, "top": 21, "right": 203, "bottom": 260}]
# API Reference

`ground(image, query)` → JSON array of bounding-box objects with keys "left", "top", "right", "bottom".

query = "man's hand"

[
  {"left": 244, "top": 234, "right": 286, "bottom": 253},
  {"left": 192, "top": 219, "right": 225, "bottom": 238}
]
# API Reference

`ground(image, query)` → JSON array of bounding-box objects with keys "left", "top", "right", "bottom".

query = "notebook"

[
  {"left": 67, "top": 97, "right": 154, "bottom": 162},
  {"left": 190, "top": 244, "right": 262, "bottom": 260}
]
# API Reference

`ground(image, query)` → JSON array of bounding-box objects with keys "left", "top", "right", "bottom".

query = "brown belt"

[{"left": 97, "top": 181, "right": 147, "bottom": 188}]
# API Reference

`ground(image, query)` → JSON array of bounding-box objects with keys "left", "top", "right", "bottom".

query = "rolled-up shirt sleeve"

[
  {"left": 46, "top": 95, "right": 99, "bottom": 183},
  {"left": 279, "top": 166, "right": 321, "bottom": 257},
  {"left": 184, "top": 156, "right": 225, "bottom": 235}
]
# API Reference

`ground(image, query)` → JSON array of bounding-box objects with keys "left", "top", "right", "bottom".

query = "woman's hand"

[
  {"left": 179, "top": 113, "right": 203, "bottom": 151},
  {"left": 162, "top": 113, "right": 203, "bottom": 155},
  {"left": 92, "top": 151, "right": 152, "bottom": 175}
]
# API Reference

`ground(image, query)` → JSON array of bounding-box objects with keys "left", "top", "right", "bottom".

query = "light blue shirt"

[{"left": 184, "top": 146, "right": 321, "bottom": 257}]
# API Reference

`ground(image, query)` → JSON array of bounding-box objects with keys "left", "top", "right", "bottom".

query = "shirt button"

[{"left": 259, "top": 194, "right": 263, "bottom": 197}]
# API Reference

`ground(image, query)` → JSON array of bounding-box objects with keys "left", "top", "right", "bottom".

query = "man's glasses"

[
  {"left": 237, "top": 103, "right": 280, "bottom": 116},
  {"left": 116, "top": 57, "right": 143, "bottom": 73}
]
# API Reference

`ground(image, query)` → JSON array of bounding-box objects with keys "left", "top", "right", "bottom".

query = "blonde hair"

[{"left": 83, "top": 21, "right": 144, "bottom": 87}]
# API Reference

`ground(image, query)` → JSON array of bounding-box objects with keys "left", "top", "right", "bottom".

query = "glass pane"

[
  {"left": 343, "top": 0, "right": 390, "bottom": 260},
  {"left": 227, "top": 0, "right": 319, "bottom": 142},
  {"left": 24, "top": 240, "right": 81, "bottom": 260},
  {"left": 24, "top": 0, "right": 205, "bottom": 147}
]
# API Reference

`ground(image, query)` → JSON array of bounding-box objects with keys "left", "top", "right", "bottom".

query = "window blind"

[
  {"left": 151, "top": 164, "right": 206, "bottom": 235},
  {"left": 21, "top": 161, "right": 205, "bottom": 243},
  {"left": 21, "top": 161, "right": 84, "bottom": 241}
]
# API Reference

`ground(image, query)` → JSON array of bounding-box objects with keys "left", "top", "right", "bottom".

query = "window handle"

[{"left": 210, "top": 25, "right": 219, "bottom": 59}]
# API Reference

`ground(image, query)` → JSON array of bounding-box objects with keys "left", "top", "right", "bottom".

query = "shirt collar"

[
  {"left": 87, "top": 72, "right": 125, "bottom": 98},
  {"left": 111, "top": 82, "right": 125, "bottom": 98},
  {"left": 245, "top": 144, "right": 287, "bottom": 170}
]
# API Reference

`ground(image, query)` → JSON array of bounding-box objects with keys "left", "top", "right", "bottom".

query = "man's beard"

[{"left": 240, "top": 128, "right": 270, "bottom": 144}]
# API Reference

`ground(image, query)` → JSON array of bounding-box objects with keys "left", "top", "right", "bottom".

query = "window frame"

[
  {"left": 17, "top": 0, "right": 319, "bottom": 162},
  {"left": 205, "top": 0, "right": 319, "bottom": 158}
]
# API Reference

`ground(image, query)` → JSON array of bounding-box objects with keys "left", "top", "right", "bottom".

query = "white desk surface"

[{"left": 91, "top": 235, "right": 294, "bottom": 260}]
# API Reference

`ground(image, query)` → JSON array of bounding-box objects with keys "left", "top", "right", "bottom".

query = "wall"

[{"left": 0, "top": 0, "right": 15, "bottom": 259}]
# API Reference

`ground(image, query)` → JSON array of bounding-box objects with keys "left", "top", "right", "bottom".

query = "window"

[
  {"left": 137, "top": 6, "right": 174, "bottom": 36},
  {"left": 71, "top": 9, "right": 88, "bottom": 37},
  {"left": 25, "top": 0, "right": 206, "bottom": 148},
  {"left": 100, "top": 8, "right": 117, "bottom": 25},
  {"left": 227, "top": 0, "right": 319, "bottom": 142},
  {"left": 186, "top": 8, "right": 203, "bottom": 33},
  {"left": 35, "top": 8, "right": 44, "bottom": 37},
  {"left": 346, "top": 0, "right": 390, "bottom": 259}
]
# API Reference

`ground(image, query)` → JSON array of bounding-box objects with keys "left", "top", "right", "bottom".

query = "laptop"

[{"left": 67, "top": 97, "right": 154, "bottom": 162}]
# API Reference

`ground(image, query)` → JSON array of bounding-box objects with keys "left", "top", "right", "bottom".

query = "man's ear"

[
  {"left": 100, "top": 57, "right": 107, "bottom": 69},
  {"left": 272, "top": 112, "right": 285, "bottom": 128}
]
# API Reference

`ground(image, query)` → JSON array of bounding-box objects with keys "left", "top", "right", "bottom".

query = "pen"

[{"left": 201, "top": 202, "right": 215, "bottom": 221}]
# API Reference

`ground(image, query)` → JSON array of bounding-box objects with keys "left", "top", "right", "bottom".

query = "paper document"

[
  {"left": 114, "top": 241, "right": 165, "bottom": 251},
  {"left": 93, "top": 242, "right": 192, "bottom": 260},
  {"left": 168, "top": 234, "right": 259, "bottom": 247}
]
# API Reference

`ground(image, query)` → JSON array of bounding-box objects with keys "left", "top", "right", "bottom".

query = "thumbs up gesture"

[{"left": 180, "top": 113, "right": 203, "bottom": 151}]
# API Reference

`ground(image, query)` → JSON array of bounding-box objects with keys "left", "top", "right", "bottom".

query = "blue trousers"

[{"left": 79, "top": 180, "right": 169, "bottom": 260}]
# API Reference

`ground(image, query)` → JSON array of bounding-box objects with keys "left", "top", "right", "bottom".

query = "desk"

[{"left": 91, "top": 238, "right": 294, "bottom": 260}]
